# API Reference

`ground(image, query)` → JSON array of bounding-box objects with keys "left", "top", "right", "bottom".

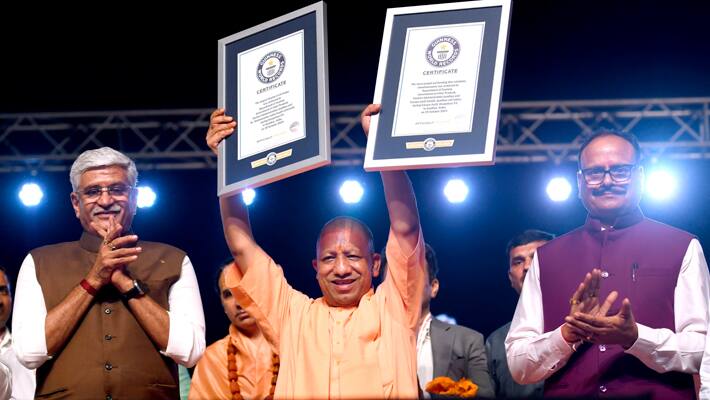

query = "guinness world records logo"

[
  {"left": 257, "top": 51, "right": 286, "bottom": 83},
  {"left": 425, "top": 36, "right": 460, "bottom": 67}
]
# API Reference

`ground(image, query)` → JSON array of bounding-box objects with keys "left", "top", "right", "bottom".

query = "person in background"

[
  {"left": 384, "top": 243, "right": 496, "bottom": 398},
  {"left": 485, "top": 229, "right": 553, "bottom": 399},
  {"left": 0, "top": 265, "right": 35, "bottom": 400},
  {"left": 189, "top": 259, "right": 278, "bottom": 400}
]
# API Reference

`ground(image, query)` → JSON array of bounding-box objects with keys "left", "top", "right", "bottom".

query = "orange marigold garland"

[
  {"left": 227, "top": 340, "right": 280, "bottom": 400},
  {"left": 425, "top": 376, "right": 479, "bottom": 398}
]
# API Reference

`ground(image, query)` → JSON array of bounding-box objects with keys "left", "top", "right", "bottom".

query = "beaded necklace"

[{"left": 227, "top": 339, "right": 279, "bottom": 400}]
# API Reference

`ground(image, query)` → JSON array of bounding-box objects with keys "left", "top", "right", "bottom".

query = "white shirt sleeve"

[
  {"left": 506, "top": 239, "right": 710, "bottom": 385},
  {"left": 11, "top": 254, "right": 50, "bottom": 370},
  {"left": 0, "top": 361, "right": 11, "bottom": 400},
  {"left": 162, "top": 255, "right": 206, "bottom": 368},
  {"left": 505, "top": 252, "right": 574, "bottom": 384},
  {"left": 625, "top": 238, "right": 709, "bottom": 373}
]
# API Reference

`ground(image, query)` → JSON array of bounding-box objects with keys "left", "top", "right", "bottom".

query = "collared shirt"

[
  {"left": 12, "top": 253, "right": 205, "bottom": 369},
  {"left": 0, "top": 330, "right": 36, "bottom": 400},
  {"left": 416, "top": 312, "right": 434, "bottom": 399},
  {"left": 189, "top": 325, "right": 275, "bottom": 400},
  {"left": 506, "top": 238, "right": 709, "bottom": 384},
  {"left": 228, "top": 229, "right": 426, "bottom": 399}
]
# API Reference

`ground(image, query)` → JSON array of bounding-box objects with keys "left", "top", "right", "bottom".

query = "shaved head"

[{"left": 316, "top": 216, "right": 374, "bottom": 255}]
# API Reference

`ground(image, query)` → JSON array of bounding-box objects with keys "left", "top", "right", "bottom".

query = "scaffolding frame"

[{"left": 1, "top": 97, "right": 708, "bottom": 173}]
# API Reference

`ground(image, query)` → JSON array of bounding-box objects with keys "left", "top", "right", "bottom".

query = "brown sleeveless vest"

[{"left": 32, "top": 232, "right": 184, "bottom": 400}]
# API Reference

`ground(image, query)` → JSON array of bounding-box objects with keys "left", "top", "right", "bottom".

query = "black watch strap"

[{"left": 121, "top": 280, "right": 146, "bottom": 301}]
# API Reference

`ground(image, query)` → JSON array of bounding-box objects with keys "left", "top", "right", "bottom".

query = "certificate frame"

[
  {"left": 364, "top": 0, "right": 511, "bottom": 171},
  {"left": 218, "top": 1, "right": 330, "bottom": 196}
]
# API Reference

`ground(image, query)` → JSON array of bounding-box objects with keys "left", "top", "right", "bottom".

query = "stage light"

[
  {"left": 435, "top": 313, "right": 458, "bottom": 325},
  {"left": 546, "top": 177, "right": 572, "bottom": 202},
  {"left": 443, "top": 179, "right": 469, "bottom": 203},
  {"left": 136, "top": 186, "right": 157, "bottom": 208},
  {"left": 19, "top": 183, "right": 43, "bottom": 207},
  {"left": 242, "top": 189, "right": 256, "bottom": 206},
  {"left": 645, "top": 169, "right": 677, "bottom": 200},
  {"left": 339, "top": 180, "right": 364, "bottom": 204}
]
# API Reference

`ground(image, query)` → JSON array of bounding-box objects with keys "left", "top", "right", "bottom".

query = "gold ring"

[{"left": 569, "top": 298, "right": 580, "bottom": 305}]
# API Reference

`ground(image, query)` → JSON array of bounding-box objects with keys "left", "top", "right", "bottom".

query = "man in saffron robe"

[
  {"left": 506, "top": 130, "right": 710, "bottom": 399},
  {"left": 206, "top": 104, "right": 427, "bottom": 399},
  {"left": 189, "top": 261, "right": 277, "bottom": 400}
]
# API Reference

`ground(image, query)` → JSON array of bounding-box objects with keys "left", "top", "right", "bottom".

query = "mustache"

[
  {"left": 591, "top": 184, "right": 627, "bottom": 196},
  {"left": 92, "top": 204, "right": 122, "bottom": 216}
]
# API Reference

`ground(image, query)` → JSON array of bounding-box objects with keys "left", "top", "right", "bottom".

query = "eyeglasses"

[
  {"left": 77, "top": 184, "right": 134, "bottom": 201},
  {"left": 579, "top": 164, "right": 636, "bottom": 185}
]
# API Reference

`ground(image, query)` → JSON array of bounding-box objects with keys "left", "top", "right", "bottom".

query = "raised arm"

[
  {"left": 220, "top": 195, "right": 264, "bottom": 274},
  {"left": 361, "top": 104, "right": 420, "bottom": 254},
  {"left": 380, "top": 171, "right": 420, "bottom": 253},
  {"left": 361, "top": 104, "right": 425, "bottom": 330},
  {"left": 207, "top": 108, "right": 266, "bottom": 274}
]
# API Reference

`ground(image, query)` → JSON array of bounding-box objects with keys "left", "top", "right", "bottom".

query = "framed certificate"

[
  {"left": 364, "top": 0, "right": 511, "bottom": 170},
  {"left": 218, "top": 1, "right": 330, "bottom": 196}
]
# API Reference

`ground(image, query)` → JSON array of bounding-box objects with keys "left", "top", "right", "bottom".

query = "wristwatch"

[{"left": 121, "top": 280, "right": 148, "bottom": 301}]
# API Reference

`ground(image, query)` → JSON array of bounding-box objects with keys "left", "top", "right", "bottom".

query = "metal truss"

[
  {"left": 495, "top": 97, "right": 710, "bottom": 164},
  {"left": 1, "top": 97, "right": 709, "bottom": 173}
]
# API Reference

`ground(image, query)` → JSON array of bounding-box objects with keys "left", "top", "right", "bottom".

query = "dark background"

[{"left": 1, "top": 0, "right": 709, "bottom": 346}]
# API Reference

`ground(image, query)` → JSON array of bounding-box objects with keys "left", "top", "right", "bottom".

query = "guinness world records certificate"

[
  {"left": 237, "top": 31, "right": 305, "bottom": 160},
  {"left": 218, "top": 2, "right": 330, "bottom": 196},
  {"left": 365, "top": 0, "right": 511, "bottom": 170},
  {"left": 392, "top": 23, "right": 484, "bottom": 137}
]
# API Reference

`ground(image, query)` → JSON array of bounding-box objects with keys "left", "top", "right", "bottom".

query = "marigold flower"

[{"left": 425, "top": 376, "right": 478, "bottom": 398}]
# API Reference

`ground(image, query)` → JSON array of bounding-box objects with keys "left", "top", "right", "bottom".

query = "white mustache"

[{"left": 92, "top": 205, "right": 122, "bottom": 216}]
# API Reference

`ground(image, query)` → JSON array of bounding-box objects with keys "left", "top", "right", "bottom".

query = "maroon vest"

[{"left": 538, "top": 208, "right": 695, "bottom": 399}]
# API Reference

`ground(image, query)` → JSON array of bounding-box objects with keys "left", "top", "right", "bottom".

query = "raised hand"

[
  {"left": 561, "top": 268, "right": 602, "bottom": 342},
  {"left": 360, "top": 104, "right": 381, "bottom": 137},
  {"left": 206, "top": 108, "right": 237, "bottom": 155},
  {"left": 566, "top": 296, "right": 638, "bottom": 348},
  {"left": 570, "top": 269, "right": 602, "bottom": 313},
  {"left": 86, "top": 216, "right": 141, "bottom": 290}
]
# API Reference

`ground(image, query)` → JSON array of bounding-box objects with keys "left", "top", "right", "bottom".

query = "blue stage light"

[
  {"left": 136, "top": 186, "right": 157, "bottom": 208},
  {"left": 19, "top": 183, "right": 43, "bottom": 207},
  {"left": 443, "top": 179, "right": 469, "bottom": 203},
  {"left": 645, "top": 169, "right": 677, "bottom": 201},
  {"left": 242, "top": 189, "right": 256, "bottom": 206},
  {"left": 546, "top": 177, "right": 572, "bottom": 202},
  {"left": 339, "top": 180, "right": 364, "bottom": 204}
]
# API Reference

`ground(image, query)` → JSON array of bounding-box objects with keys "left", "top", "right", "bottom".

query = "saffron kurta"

[
  {"left": 228, "top": 229, "right": 426, "bottom": 399},
  {"left": 189, "top": 325, "right": 275, "bottom": 400}
]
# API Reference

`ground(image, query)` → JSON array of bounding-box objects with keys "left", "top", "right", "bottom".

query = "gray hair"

[{"left": 69, "top": 147, "right": 138, "bottom": 191}]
